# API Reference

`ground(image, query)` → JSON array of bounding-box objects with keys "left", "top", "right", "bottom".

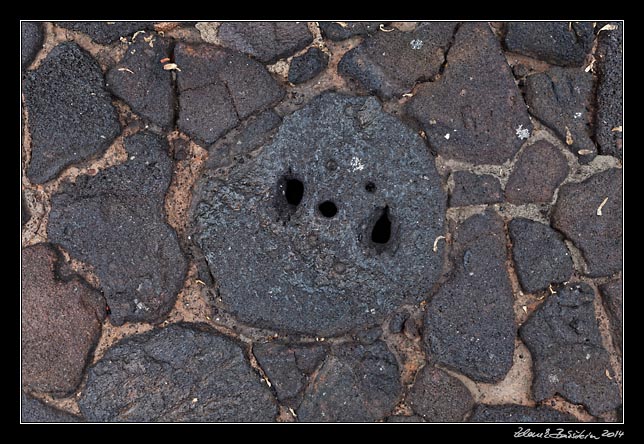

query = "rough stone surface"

[
  {"left": 600, "top": 279, "right": 622, "bottom": 352},
  {"left": 297, "top": 341, "right": 401, "bottom": 422},
  {"left": 22, "top": 193, "right": 31, "bottom": 226},
  {"left": 23, "top": 42, "right": 121, "bottom": 183},
  {"left": 338, "top": 22, "right": 457, "bottom": 100},
  {"left": 524, "top": 67, "right": 596, "bottom": 163},
  {"left": 595, "top": 22, "right": 623, "bottom": 159},
  {"left": 386, "top": 415, "right": 426, "bottom": 422},
  {"left": 253, "top": 342, "right": 326, "bottom": 405},
  {"left": 450, "top": 172, "right": 503, "bottom": 206},
  {"left": 217, "top": 22, "right": 313, "bottom": 64},
  {"left": 79, "top": 323, "right": 277, "bottom": 422},
  {"left": 509, "top": 218, "right": 573, "bottom": 293},
  {"left": 21, "top": 22, "right": 43, "bottom": 69},
  {"left": 469, "top": 404, "right": 576, "bottom": 422},
  {"left": 520, "top": 283, "right": 622, "bottom": 416},
  {"left": 22, "top": 392, "right": 83, "bottom": 423},
  {"left": 505, "top": 21, "right": 594, "bottom": 67},
  {"left": 56, "top": 21, "right": 154, "bottom": 44},
  {"left": 319, "top": 22, "right": 381, "bottom": 41},
  {"left": 552, "top": 168, "right": 622, "bottom": 277},
  {"left": 21, "top": 243, "right": 105, "bottom": 396},
  {"left": 47, "top": 132, "right": 187, "bottom": 326},
  {"left": 288, "top": 47, "right": 329, "bottom": 84},
  {"left": 505, "top": 141, "right": 569, "bottom": 204},
  {"left": 424, "top": 209, "right": 515, "bottom": 383},
  {"left": 407, "top": 366, "right": 475, "bottom": 422},
  {"left": 106, "top": 33, "right": 174, "bottom": 129},
  {"left": 191, "top": 92, "right": 446, "bottom": 336},
  {"left": 408, "top": 22, "right": 532, "bottom": 165},
  {"left": 175, "top": 43, "right": 284, "bottom": 144}
]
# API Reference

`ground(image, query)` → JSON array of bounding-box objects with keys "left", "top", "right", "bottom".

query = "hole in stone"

[
  {"left": 285, "top": 178, "right": 304, "bottom": 206},
  {"left": 365, "top": 181, "right": 376, "bottom": 193},
  {"left": 371, "top": 206, "right": 391, "bottom": 244},
  {"left": 318, "top": 201, "right": 338, "bottom": 218}
]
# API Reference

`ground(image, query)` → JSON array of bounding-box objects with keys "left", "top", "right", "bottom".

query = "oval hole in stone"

[
  {"left": 371, "top": 206, "right": 391, "bottom": 244},
  {"left": 318, "top": 201, "right": 338, "bottom": 218},
  {"left": 285, "top": 178, "right": 304, "bottom": 206}
]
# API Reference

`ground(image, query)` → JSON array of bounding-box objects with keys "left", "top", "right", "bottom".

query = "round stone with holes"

[{"left": 191, "top": 92, "right": 446, "bottom": 336}]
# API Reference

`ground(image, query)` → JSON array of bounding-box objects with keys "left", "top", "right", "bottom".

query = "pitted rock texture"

[
  {"left": 319, "top": 22, "right": 382, "bottom": 41},
  {"left": 79, "top": 323, "right": 277, "bottom": 422},
  {"left": 23, "top": 42, "right": 121, "bottom": 183},
  {"left": 424, "top": 209, "right": 515, "bottom": 383},
  {"left": 469, "top": 404, "right": 576, "bottom": 423},
  {"left": 407, "top": 366, "right": 474, "bottom": 422},
  {"left": 106, "top": 33, "right": 174, "bottom": 129},
  {"left": 22, "top": 392, "right": 83, "bottom": 423},
  {"left": 56, "top": 21, "right": 154, "bottom": 44},
  {"left": 504, "top": 21, "right": 594, "bottom": 67},
  {"left": 253, "top": 342, "right": 326, "bottom": 406},
  {"left": 407, "top": 22, "right": 532, "bottom": 165},
  {"left": 520, "top": 283, "right": 622, "bottom": 416},
  {"left": 595, "top": 22, "right": 623, "bottom": 159},
  {"left": 599, "top": 279, "right": 622, "bottom": 353},
  {"left": 449, "top": 172, "right": 503, "bottom": 206},
  {"left": 505, "top": 141, "right": 569, "bottom": 204},
  {"left": 47, "top": 132, "right": 187, "bottom": 325},
  {"left": 22, "top": 243, "right": 105, "bottom": 396},
  {"left": 552, "top": 168, "right": 622, "bottom": 277},
  {"left": 524, "top": 67, "right": 596, "bottom": 163},
  {"left": 338, "top": 22, "right": 457, "bottom": 99},
  {"left": 509, "top": 218, "right": 573, "bottom": 293},
  {"left": 297, "top": 340, "right": 401, "bottom": 422},
  {"left": 288, "top": 47, "right": 329, "bottom": 84},
  {"left": 21, "top": 21, "right": 43, "bottom": 69},
  {"left": 174, "top": 43, "right": 284, "bottom": 144},
  {"left": 191, "top": 92, "right": 446, "bottom": 336},
  {"left": 217, "top": 22, "right": 313, "bottom": 64}
]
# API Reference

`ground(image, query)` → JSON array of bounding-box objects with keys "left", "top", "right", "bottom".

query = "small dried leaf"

[
  {"left": 289, "top": 407, "right": 298, "bottom": 417},
  {"left": 565, "top": 126, "right": 574, "bottom": 145},
  {"left": 596, "top": 197, "right": 609, "bottom": 216},
  {"left": 402, "top": 93, "right": 414, "bottom": 98},
  {"left": 117, "top": 67, "right": 134, "bottom": 74},
  {"left": 195, "top": 279, "right": 206, "bottom": 285},
  {"left": 611, "top": 126, "right": 622, "bottom": 132},
  {"left": 433, "top": 235, "right": 446, "bottom": 253},
  {"left": 334, "top": 21, "right": 348, "bottom": 28},
  {"left": 584, "top": 57, "right": 595, "bottom": 73},
  {"left": 379, "top": 24, "right": 395, "bottom": 32},
  {"left": 577, "top": 149, "right": 593, "bottom": 155},
  {"left": 522, "top": 305, "right": 528, "bottom": 314},
  {"left": 163, "top": 63, "right": 181, "bottom": 72},
  {"left": 598, "top": 24, "right": 618, "bottom": 33},
  {"left": 605, "top": 369, "right": 613, "bottom": 380},
  {"left": 160, "top": 57, "right": 171, "bottom": 63}
]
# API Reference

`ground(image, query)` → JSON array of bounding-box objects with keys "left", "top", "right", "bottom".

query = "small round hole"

[
  {"left": 318, "top": 201, "right": 338, "bottom": 218},
  {"left": 365, "top": 181, "right": 376, "bottom": 193}
]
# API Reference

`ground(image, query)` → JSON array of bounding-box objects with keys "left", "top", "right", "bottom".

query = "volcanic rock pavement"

[{"left": 21, "top": 21, "right": 623, "bottom": 423}]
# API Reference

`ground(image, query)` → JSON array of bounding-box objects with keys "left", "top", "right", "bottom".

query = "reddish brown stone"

[
  {"left": 21, "top": 243, "right": 105, "bottom": 396},
  {"left": 505, "top": 141, "right": 569, "bottom": 204}
]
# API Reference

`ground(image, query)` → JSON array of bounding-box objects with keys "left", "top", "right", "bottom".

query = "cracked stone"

[
  {"left": 288, "top": 47, "right": 329, "bottom": 84},
  {"left": 174, "top": 43, "right": 284, "bottom": 144},
  {"left": 424, "top": 209, "right": 515, "bottom": 383},
  {"left": 217, "top": 22, "right": 313, "bottom": 64},
  {"left": 191, "top": 92, "right": 446, "bottom": 336},
  {"left": 21, "top": 243, "right": 105, "bottom": 396},
  {"left": 79, "top": 323, "right": 277, "bottom": 422},
  {"left": 21, "top": 21, "right": 43, "bottom": 69},
  {"left": 106, "top": 33, "right": 174, "bottom": 129},
  {"left": 253, "top": 342, "right": 327, "bottom": 406},
  {"left": 552, "top": 168, "right": 622, "bottom": 277},
  {"left": 524, "top": 67, "right": 596, "bottom": 163},
  {"left": 297, "top": 341, "right": 401, "bottom": 422},
  {"left": 469, "top": 404, "right": 576, "bottom": 422},
  {"left": 599, "top": 279, "right": 622, "bottom": 353},
  {"left": 509, "top": 218, "right": 573, "bottom": 293},
  {"left": 505, "top": 141, "right": 569, "bottom": 204},
  {"left": 520, "top": 282, "right": 622, "bottom": 416},
  {"left": 449, "top": 171, "right": 503, "bottom": 206},
  {"left": 505, "top": 21, "right": 594, "bottom": 67},
  {"left": 318, "top": 22, "right": 382, "bottom": 41},
  {"left": 338, "top": 21, "right": 457, "bottom": 100},
  {"left": 47, "top": 132, "right": 187, "bottom": 326},
  {"left": 408, "top": 22, "right": 532, "bottom": 165},
  {"left": 56, "top": 21, "right": 154, "bottom": 44},
  {"left": 595, "top": 22, "right": 623, "bottom": 159},
  {"left": 22, "top": 392, "right": 83, "bottom": 423},
  {"left": 407, "top": 366, "right": 474, "bottom": 422},
  {"left": 23, "top": 42, "right": 121, "bottom": 183}
]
